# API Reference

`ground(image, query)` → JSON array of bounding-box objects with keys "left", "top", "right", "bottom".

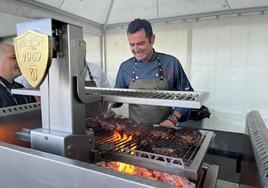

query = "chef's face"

[{"left": 127, "top": 28, "right": 155, "bottom": 63}]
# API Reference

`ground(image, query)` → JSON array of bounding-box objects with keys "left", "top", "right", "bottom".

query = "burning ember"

[
  {"left": 99, "top": 161, "right": 195, "bottom": 188},
  {"left": 98, "top": 130, "right": 195, "bottom": 187}
]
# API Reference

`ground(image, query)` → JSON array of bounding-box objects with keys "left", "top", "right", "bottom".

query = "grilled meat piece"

[
  {"left": 151, "top": 130, "right": 170, "bottom": 138},
  {"left": 152, "top": 148, "right": 177, "bottom": 156}
]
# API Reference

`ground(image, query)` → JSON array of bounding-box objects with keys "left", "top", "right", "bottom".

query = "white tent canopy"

[
  {"left": 1, "top": 0, "right": 268, "bottom": 133},
  {"left": 1, "top": 0, "right": 268, "bottom": 37}
]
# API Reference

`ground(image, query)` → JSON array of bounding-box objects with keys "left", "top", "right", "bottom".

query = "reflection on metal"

[
  {"left": 85, "top": 87, "right": 208, "bottom": 109},
  {"left": 11, "top": 87, "right": 40, "bottom": 96},
  {"left": 246, "top": 111, "right": 268, "bottom": 187},
  {"left": 14, "top": 18, "right": 97, "bottom": 162},
  {"left": 0, "top": 102, "right": 40, "bottom": 118},
  {"left": 14, "top": 29, "right": 52, "bottom": 88},
  {"left": 0, "top": 141, "right": 160, "bottom": 188}
]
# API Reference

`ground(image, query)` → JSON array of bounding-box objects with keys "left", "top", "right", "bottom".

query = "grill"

[
  {"left": 88, "top": 116, "right": 214, "bottom": 180},
  {"left": 84, "top": 87, "right": 209, "bottom": 109}
]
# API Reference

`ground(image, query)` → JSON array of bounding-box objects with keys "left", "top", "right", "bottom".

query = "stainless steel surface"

[
  {"left": 11, "top": 88, "right": 41, "bottom": 96},
  {"left": 246, "top": 111, "right": 268, "bottom": 188},
  {"left": 0, "top": 102, "right": 40, "bottom": 117},
  {"left": 85, "top": 87, "right": 209, "bottom": 109},
  {"left": 15, "top": 128, "right": 31, "bottom": 142},
  {"left": 0, "top": 141, "right": 162, "bottom": 188},
  {"left": 203, "top": 163, "right": 218, "bottom": 188},
  {"left": 96, "top": 129, "right": 214, "bottom": 180},
  {"left": 14, "top": 19, "right": 100, "bottom": 161},
  {"left": 31, "top": 128, "right": 95, "bottom": 160},
  {"left": 16, "top": 18, "right": 53, "bottom": 36},
  {"left": 0, "top": 139, "right": 218, "bottom": 188}
]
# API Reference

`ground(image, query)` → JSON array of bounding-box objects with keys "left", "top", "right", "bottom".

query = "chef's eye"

[{"left": 137, "top": 41, "right": 145, "bottom": 46}]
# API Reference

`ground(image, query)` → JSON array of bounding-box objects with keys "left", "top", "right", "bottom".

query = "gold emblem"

[{"left": 14, "top": 29, "right": 51, "bottom": 88}]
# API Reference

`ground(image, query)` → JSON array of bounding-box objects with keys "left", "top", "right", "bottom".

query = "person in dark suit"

[{"left": 0, "top": 44, "right": 36, "bottom": 108}]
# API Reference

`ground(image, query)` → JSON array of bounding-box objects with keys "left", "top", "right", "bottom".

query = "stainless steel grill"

[
  {"left": 94, "top": 128, "right": 214, "bottom": 180},
  {"left": 246, "top": 111, "right": 268, "bottom": 187},
  {"left": 85, "top": 87, "right": 209, "bottom": 109}
]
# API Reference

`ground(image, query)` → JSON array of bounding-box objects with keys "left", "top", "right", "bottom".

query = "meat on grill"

[{"left": 86, "top": 111, "right": 202, "bottom": 158}]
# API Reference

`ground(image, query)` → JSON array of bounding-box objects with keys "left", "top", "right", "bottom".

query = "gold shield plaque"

[{"left": 14, "top": 29, "right": 51, "bottom": 88}]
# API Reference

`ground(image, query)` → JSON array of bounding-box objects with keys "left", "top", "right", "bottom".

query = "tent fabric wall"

[
  {"left": 84, "top": 33, "right": 101, "bottom": 66},
  {"left": 192, "top": 14, "right": 268, "bottom": 132},
  {"left": 98, "top": 14, "right": 268, "bottom": 133}
]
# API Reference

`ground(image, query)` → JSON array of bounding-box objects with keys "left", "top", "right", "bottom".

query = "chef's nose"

[{"left": 133, "top": 44, "right": 139, "bottom": 52}]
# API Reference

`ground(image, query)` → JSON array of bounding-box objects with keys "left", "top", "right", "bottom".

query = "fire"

[
  {"left": 101, "top": 131, "right": 195, "bottom": 187},
  {"left": 117, "top": 162, "right": 135, "bottom": 174},
  {"left": 113, "top": 131, "right": 132, "bottom": 141},
  {"left": 99, "top": 161, "right": 195, "bottom": 188},
  {"left": 112, "top": 130, "right": 137, "bottom": 150}
]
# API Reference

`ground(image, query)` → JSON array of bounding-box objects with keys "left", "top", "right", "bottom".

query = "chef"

[{"left": 114, "top": 18, "right": 193, "bottom": 126}]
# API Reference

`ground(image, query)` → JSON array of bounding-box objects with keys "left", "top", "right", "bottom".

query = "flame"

[
  {"left": 112, "top": 130, "right": 136, "bottom": 151},
  {"left": 113, "top": 131, "right": 133, "bottom": 141},
  {"left": 101, "top": 161, "right": 192, "bottom": 188},
  {"left": 111, "top": 130, "right": 137, "bottom": 174},
  {"left": 117, "top": 162, "right": 135, "bottom": 174}
]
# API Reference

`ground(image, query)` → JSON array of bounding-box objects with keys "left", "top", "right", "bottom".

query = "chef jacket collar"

[{"left": 134, "top": 49, "right": 158, "bottom": 63}]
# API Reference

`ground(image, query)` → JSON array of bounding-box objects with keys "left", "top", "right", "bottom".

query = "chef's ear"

[{"left": 149, "top": 34, "right": 155, "bottom": 45}]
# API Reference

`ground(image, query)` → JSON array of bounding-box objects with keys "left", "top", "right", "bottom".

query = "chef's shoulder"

[
  {"left": 157, "top": 52, "right": 181, "bottom": 64},
  {"left": 119, "top": 57, "right": 135, "bottom": 70}
]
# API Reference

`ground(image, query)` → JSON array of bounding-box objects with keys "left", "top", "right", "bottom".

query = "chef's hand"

[
  {"left": 160, "top": 119, "right": 176, "bottom": 126},
  {"left": 160, "top": 112, "right": 182, "bottom": 127}
]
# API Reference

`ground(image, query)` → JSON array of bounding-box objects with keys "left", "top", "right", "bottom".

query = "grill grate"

[{"left": 95, "top": 129, "right": 214, "bottom": 180}]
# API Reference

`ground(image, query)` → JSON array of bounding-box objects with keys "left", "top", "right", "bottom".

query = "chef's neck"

[{"left": 142, "top": 50, "right": 154, "bottom": 63}]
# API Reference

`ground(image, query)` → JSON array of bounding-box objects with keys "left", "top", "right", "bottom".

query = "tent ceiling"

[
  {"left": 1, "top": 0, "right": 268, "bottom": 38},
  {"left": 0, "top": 12, "right": 32, "bottom": 38},
  {"left": 34, "top": 0, "right": 268, "bottom": 24}
]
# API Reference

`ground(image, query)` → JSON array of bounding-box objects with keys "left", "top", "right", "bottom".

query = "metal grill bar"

[{"left": 85, "top": 87, "right": 209, "bottom": 109}]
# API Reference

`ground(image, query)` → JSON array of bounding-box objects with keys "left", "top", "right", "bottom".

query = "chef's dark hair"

[{"left": 127, "top": 18, "right": 153, "bottom": 41}]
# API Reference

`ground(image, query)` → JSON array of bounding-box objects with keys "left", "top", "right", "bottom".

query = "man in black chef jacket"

[{"left": 0, "top": 44, "right": 36, "bottom": 108}]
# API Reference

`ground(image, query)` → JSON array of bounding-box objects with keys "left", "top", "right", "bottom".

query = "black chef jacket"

[{"left": 0, "top": 76, "right": 36, "bottom": 108}]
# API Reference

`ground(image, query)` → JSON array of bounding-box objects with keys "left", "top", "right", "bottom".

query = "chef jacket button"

[
  {"left": 135, "top": 76, "right": 139, "bottom": 79},
  {"left": 156, "top": 73, "right": 159, "bottom": 76}
]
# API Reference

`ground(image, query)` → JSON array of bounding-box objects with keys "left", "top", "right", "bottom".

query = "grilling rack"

[
  {"left": 85, "top": 87, "right": 209, "bottom": 109},
  {"left": 94, "top": 129, "right": 214, "bottom": 180}
]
